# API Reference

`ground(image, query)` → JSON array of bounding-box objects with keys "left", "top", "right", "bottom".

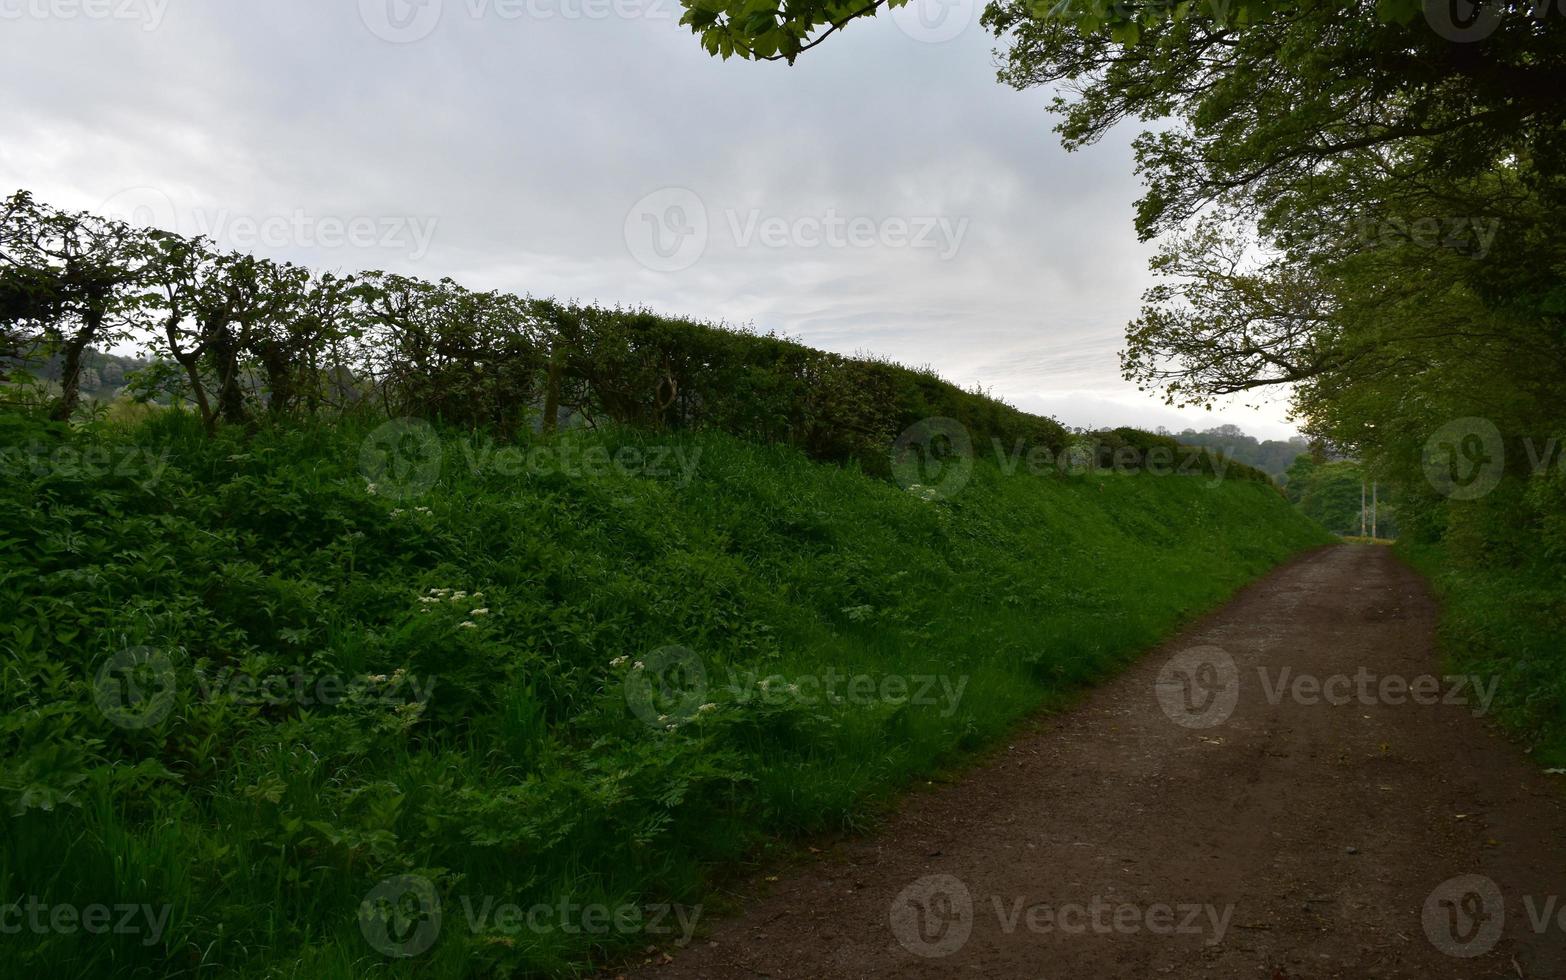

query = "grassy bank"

[
  {"left": 1, "top": 410, "right": 1328, "bottom": 978},
  {"left": 1398, "top": 540, "right": 1566, "bottom": 768}
]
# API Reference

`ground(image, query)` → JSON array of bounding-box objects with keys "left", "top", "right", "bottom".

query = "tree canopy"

[{"left": 678, "top": 0, "right": 1566, "bottom": 624}]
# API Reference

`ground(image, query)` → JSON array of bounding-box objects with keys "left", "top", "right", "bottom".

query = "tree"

[
  {"left": 353, "top": 273, "right": 548, "bottom": 432},
  {"left": 0, "top": 192, "right": 145, "bottom": 420},
  {"left": 676, "top": 0, "right": 895, "bottom": 61},
  {"left": 135, "top": 233, "right": 319, "bottom": 431},
  {"left": 266, "top": 270, "right": 358, "bottom": 417},
  {"left": 137, "top": 231, "right": 222, "bottom": 431},
  {"left": 1285, "top": 455, "right": 1398, "bottom": 538},
  {"left": 675, "top": 0, "right": 1566, "bottom": 395}
]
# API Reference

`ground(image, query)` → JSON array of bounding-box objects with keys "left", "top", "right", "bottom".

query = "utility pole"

[
  {"left": 1372, "top": 481, "right": 1378, "bottom": 539},
  {"left": 1361, "top": 479, "right": 1367, "bottom": 538}
]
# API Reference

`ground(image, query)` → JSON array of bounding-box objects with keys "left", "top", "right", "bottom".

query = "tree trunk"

[
  {"left": 262, "top": 346, "right": 293, "bottom": 418},
  {"left": 209, "top": 326, "right": 247, "bottom": 427},
  {"left": 49, "top": 333, "right": 88, "bottom": 421},
  {"left": 164, "top": 313, "right": 215, "bottom": 435},
  {"left": 541, "top": 344, "right": 564, "bottom": 434},
  {"left": 48, "top": 312, "right": 100, "bottom": 422}
]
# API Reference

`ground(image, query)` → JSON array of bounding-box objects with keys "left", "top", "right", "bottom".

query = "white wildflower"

[
  {"left": 697, "top": 703, "right": 717, "bottom": 714},
  {"left": 457, "top": 621, "right": 477, "bottom": 630},
  {"left": 609, "top": 656, "right": 629, "bottom": 668},
  {"left": 470, "top": 608, "right": 489, "bottom": 616}
]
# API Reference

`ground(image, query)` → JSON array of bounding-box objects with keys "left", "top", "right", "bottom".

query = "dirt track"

[{"left": 627, "top": 544, "right": 1566, "bottom": 979}]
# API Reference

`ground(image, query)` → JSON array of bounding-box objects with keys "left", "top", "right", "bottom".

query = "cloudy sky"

[{"left": 0, "top": 0, "right": 1299, "bottom": 439}]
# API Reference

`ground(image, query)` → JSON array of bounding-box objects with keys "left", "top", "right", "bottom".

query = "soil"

[{"left": 622, "top": 544, "right": 1566, "bottom": 979}]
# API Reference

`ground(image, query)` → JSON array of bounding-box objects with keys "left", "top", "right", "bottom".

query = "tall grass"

[
  {"left": 1399, "top": 539, "right": 1566, "bottom": 768},
  {"left": 0, "top": 409, "right": 1327, "bottom": 978}
]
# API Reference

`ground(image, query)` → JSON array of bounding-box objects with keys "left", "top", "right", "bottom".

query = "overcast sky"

[{"left": 0, "top": 0, "right": 1299, "bottom": 439}]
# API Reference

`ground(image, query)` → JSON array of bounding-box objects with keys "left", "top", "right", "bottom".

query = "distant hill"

[
  {"left": 1155, "top": 424, "right": 1309, "bottom": 481},
  {"left": 4, "top": 348, "right": 148, "bottom": 401}
]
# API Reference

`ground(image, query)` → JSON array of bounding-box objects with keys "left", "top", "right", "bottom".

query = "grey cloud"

[{"left": 0, "top": 0, "right": 1296, "bottom": 437}]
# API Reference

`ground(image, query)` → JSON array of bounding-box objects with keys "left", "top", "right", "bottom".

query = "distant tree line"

[
  {"left": 1154, "top": 424, "right": 1309, "bottom": 481},
  {"left": 9, "top": 348, "right": 146, "bottom": 403},
  {"left": 1149, "top": 425, "right": 1397, "bottom": 534}
]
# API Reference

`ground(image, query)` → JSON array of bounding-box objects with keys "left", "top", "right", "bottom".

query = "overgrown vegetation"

[{"left": 0, "top": 404, "right": 1327, "bottom": 978}]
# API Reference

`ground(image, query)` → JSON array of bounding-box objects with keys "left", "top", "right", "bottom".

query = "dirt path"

[{"left": 626, "top": 544, "right": 1566, "bottom": 979}]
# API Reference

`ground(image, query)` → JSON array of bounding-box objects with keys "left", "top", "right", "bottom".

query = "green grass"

[
  {"left": 0, "top": 410, "right": 1328, "bottom": 978},
  {"left": 1398, "top": 538, "right": 1566, "bottom": 768}
]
